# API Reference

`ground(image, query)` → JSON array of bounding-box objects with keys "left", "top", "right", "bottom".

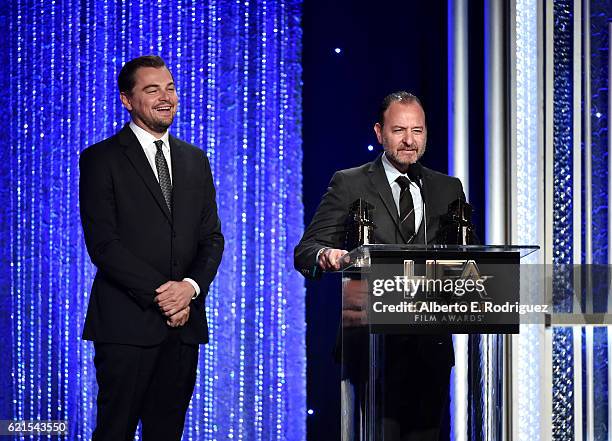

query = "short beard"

[
  {"left": 385, "top": 146, "right": 426, "bottom": 172},
  {"left": 147, "top": 116, "right": 174, "bottom": 134}
]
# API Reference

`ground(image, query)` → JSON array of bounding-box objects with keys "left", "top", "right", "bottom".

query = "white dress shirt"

[
  {"left": 128, "top": 121, "right": 201, "bottom": 298},
  {"left": 381, "top": 152, "right": 423, "bottom": 233},
  {"left": 315, "top": 153, "right": 425, "bottom": 270},
  {"left": 129, "top": 121, "right": 173, "bottom": 184}
]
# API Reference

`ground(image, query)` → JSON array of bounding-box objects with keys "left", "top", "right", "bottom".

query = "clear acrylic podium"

[{"left": 339, "top": 244, "right": 539, "bottom": 441}]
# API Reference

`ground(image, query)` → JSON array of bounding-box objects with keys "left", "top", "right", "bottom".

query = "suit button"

[
  {"left": 173, "top": 260, "right": 179, "bottom": 267},
  {"left": 172, "top": 232, "right": 177, "bottom": 238}
]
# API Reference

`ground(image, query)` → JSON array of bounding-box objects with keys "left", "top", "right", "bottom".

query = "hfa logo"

[{"left": 401, "top": 259, "right": 492, "bottom": 299}]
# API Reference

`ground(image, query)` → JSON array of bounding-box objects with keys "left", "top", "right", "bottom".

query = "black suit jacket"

[
  {"left": 79, "top": 124, "right": 224, "bottom": 346},
  {"left": 294, "top": 154, "right": 465, "bottom": 368}
]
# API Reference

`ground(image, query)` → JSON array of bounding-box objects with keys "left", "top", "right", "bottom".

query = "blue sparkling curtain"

[
  {"left": 588, "top": 1, "right": 610, "bottom": 438},
  {"left": 589, "top": 1, "right": 610, "bottom": 266},
  {"left": 0, "top": 1, "right": 305, "bottom": 439},
  {"left": 551, "top": 1, "right": 611, "bottom": 440},
  {"left": 551, "top": 1, "right": 575, "bottom": 440}
]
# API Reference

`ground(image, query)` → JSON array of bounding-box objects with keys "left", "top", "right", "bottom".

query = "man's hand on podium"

[{"left": 318, "top": 248, "right": 349, "bottom": 272}]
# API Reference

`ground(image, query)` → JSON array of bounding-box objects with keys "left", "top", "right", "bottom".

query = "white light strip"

[
  {"left": 585, "top": 326, "right": 594, "bottom": 441},
  {"left": 484, "top": 0, "right": 507, "bottom": 245},
  {"left": 481, "top": 334, "right": 491, "bottom": 441},
  {"left": 449, "top": 0, "right": 470, "bottom": 198},
  {"left": 582, "top": 3, "right": 594, "bottom": 440},
  {"left": 508, "top": 0, "right": 518, "bottom": 252},
  {"left": 452, "top": 334, "right": 468, "bottom": 441},
  {"left": 448, "top": 1, "right": 469, "bottom": 439},
  {"left": 573, "top": 325, "right": 584, "bottom": 441},
  {"left": 502, "top": 334, "right": 511, "bottom": 441},
  {"left": 572, "top": 3, "right": 584, "bottom": 441},
  {"left": 583, "top": 0, "right": 592, "bottom": 265},
  {"left": 572, "top": 0, "right": 582, "bottom": 265},
  {"left": 484, "top": 1, "right": 507, "bottom": 439}
]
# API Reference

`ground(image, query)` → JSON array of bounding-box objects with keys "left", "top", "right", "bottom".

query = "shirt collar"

[
  {"left": 129, "top": 121, "right": 170, "bottom": 150},
  {"left": 381, "top": 152, "right": 409, "bottom": 186}
]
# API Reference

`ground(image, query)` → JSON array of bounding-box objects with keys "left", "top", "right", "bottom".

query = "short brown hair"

[
  {"left": 118, "top": 55, "right": 170, "bottom": 95},
  {"left": 377, "top": 91, "right": 425, "bottom": 126}
]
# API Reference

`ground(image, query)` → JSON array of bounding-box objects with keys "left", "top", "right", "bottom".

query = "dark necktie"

[
  {"left": 396, "top": 176, "right": 415, "bottom": 242},
  {"left": 154, "top": 140, "right": 172, "bottom": 212}
]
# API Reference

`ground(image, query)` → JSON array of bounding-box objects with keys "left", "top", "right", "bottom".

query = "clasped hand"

[{"left": 154, "top": 281, "right": 195, "bottom": 327}]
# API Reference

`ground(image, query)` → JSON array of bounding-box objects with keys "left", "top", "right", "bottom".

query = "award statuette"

[
  {"left": 345, "top": 199, "right": 376, "bottom": 250},
  {"left": 436, "top": 198, "right": 478, "bottom": 245}
]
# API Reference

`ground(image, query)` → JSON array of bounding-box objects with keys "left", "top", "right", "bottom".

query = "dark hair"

[
  {"left": 118, "top": 55, "right": 170, "bottom": 95},
  {"left": 377, "top": 91, "right": 425, "bottom": 126}
]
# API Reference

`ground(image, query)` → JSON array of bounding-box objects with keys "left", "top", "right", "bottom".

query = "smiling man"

[
  {"left": 295, "top": 91, "right": 466, "bottom": 440},
  {"left": 79, "top": 55, "right": 224, "bottom": 441}
]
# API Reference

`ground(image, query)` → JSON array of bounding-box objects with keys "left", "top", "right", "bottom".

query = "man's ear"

[
  {"left": 120, "top": 92, "right": 133, "bottom": 111},
  {"left": 374, "top": 123, "right": 383, "bottom": 144}
]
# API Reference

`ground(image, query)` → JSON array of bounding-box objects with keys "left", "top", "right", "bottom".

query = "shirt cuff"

[
  {"left": 314, "top": 247, "right": 328, "bottom": 275},
  {"left": 183, "top": 278, "right": 201, "bottom": 299},
  {"left": 316, "top": 247, "right": 328, "bottom": 263}
]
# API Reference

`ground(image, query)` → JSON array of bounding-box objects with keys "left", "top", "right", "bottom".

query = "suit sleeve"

[
  {"left": 184, "top": 154, "right": 224, "bottom": 298},
  {"left": 79, "top": 147, "right": 169, "bottom": 310},
  {"left": 294, "top": 171, "right": 351, "bottom": 279}
]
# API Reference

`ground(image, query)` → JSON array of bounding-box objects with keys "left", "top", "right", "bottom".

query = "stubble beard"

[
  {"left": 146, "top": 113, "right": 175, "bottom": 134},
  {"left": 385, "top": 145, "right": 426, "bottom": 171}
]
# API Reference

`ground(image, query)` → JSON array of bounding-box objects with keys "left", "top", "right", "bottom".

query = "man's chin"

[
  {"left": 151, "top": 120, "right": 173, "bottom": 133},
  {"left": 400, "top": 152, "right": 418, "bottom": 163},
  {"left": 388, "top": 153, "right": 417, "bottom": 169}
]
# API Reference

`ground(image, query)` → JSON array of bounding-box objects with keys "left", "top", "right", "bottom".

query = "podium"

[{"left": 339, "top": 244, "right": 539, "bottom": 441}]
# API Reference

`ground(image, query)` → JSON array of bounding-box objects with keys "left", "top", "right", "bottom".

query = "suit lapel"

[
  {"left": 119, "top": 125, "right": 173, "bottom": 223},
  {"left": 367, "top": 156, "right": 409, "bottom": 243}
]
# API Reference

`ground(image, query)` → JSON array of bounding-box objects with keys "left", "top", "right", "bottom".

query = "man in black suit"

[
  {"left": 79, "top": 55, "right": 224, "bottom": 441},
  {"left": 295, "top": 91, "right": 464, "bottom": 440}
]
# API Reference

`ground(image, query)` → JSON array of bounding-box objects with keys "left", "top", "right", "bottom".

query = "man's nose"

[{"left": 403, "top": 132, "right": 414, "bottom": 145}]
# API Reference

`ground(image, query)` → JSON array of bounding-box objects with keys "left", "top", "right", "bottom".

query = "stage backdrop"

[{"left": 0, "top": 1, "right": 305, "bottom": 439}]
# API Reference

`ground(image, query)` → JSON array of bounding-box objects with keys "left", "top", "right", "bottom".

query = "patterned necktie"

[
  {"left": 396, "top": 176, "right": 415, "bottom": 242},
  {"left": 154, "top": 140, "right": 172, "bottom": 212}
]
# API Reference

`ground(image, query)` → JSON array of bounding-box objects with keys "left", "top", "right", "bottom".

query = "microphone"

[
  {"left": 407, "top": 162, "right": 427, "bottom": 245},
  {"left": 406, "top": 162, "right": 423, "bottom": 184}
]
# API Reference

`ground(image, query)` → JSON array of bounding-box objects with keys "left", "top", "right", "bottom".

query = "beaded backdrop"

[
  {"left": 0, "top": 1, "right": 305, "bottom": 439},
  {"left": 551, "top": 1, "right": 610, "bottom": 439},
  {"left": 514, "top": 0, "right": 542, "bottom": 438},
  {"left": 551, "top": 0, "right": 576, "bottom": 439},
  {"left": 588, "top": 0, "right": 610, "bottom": 436}
]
